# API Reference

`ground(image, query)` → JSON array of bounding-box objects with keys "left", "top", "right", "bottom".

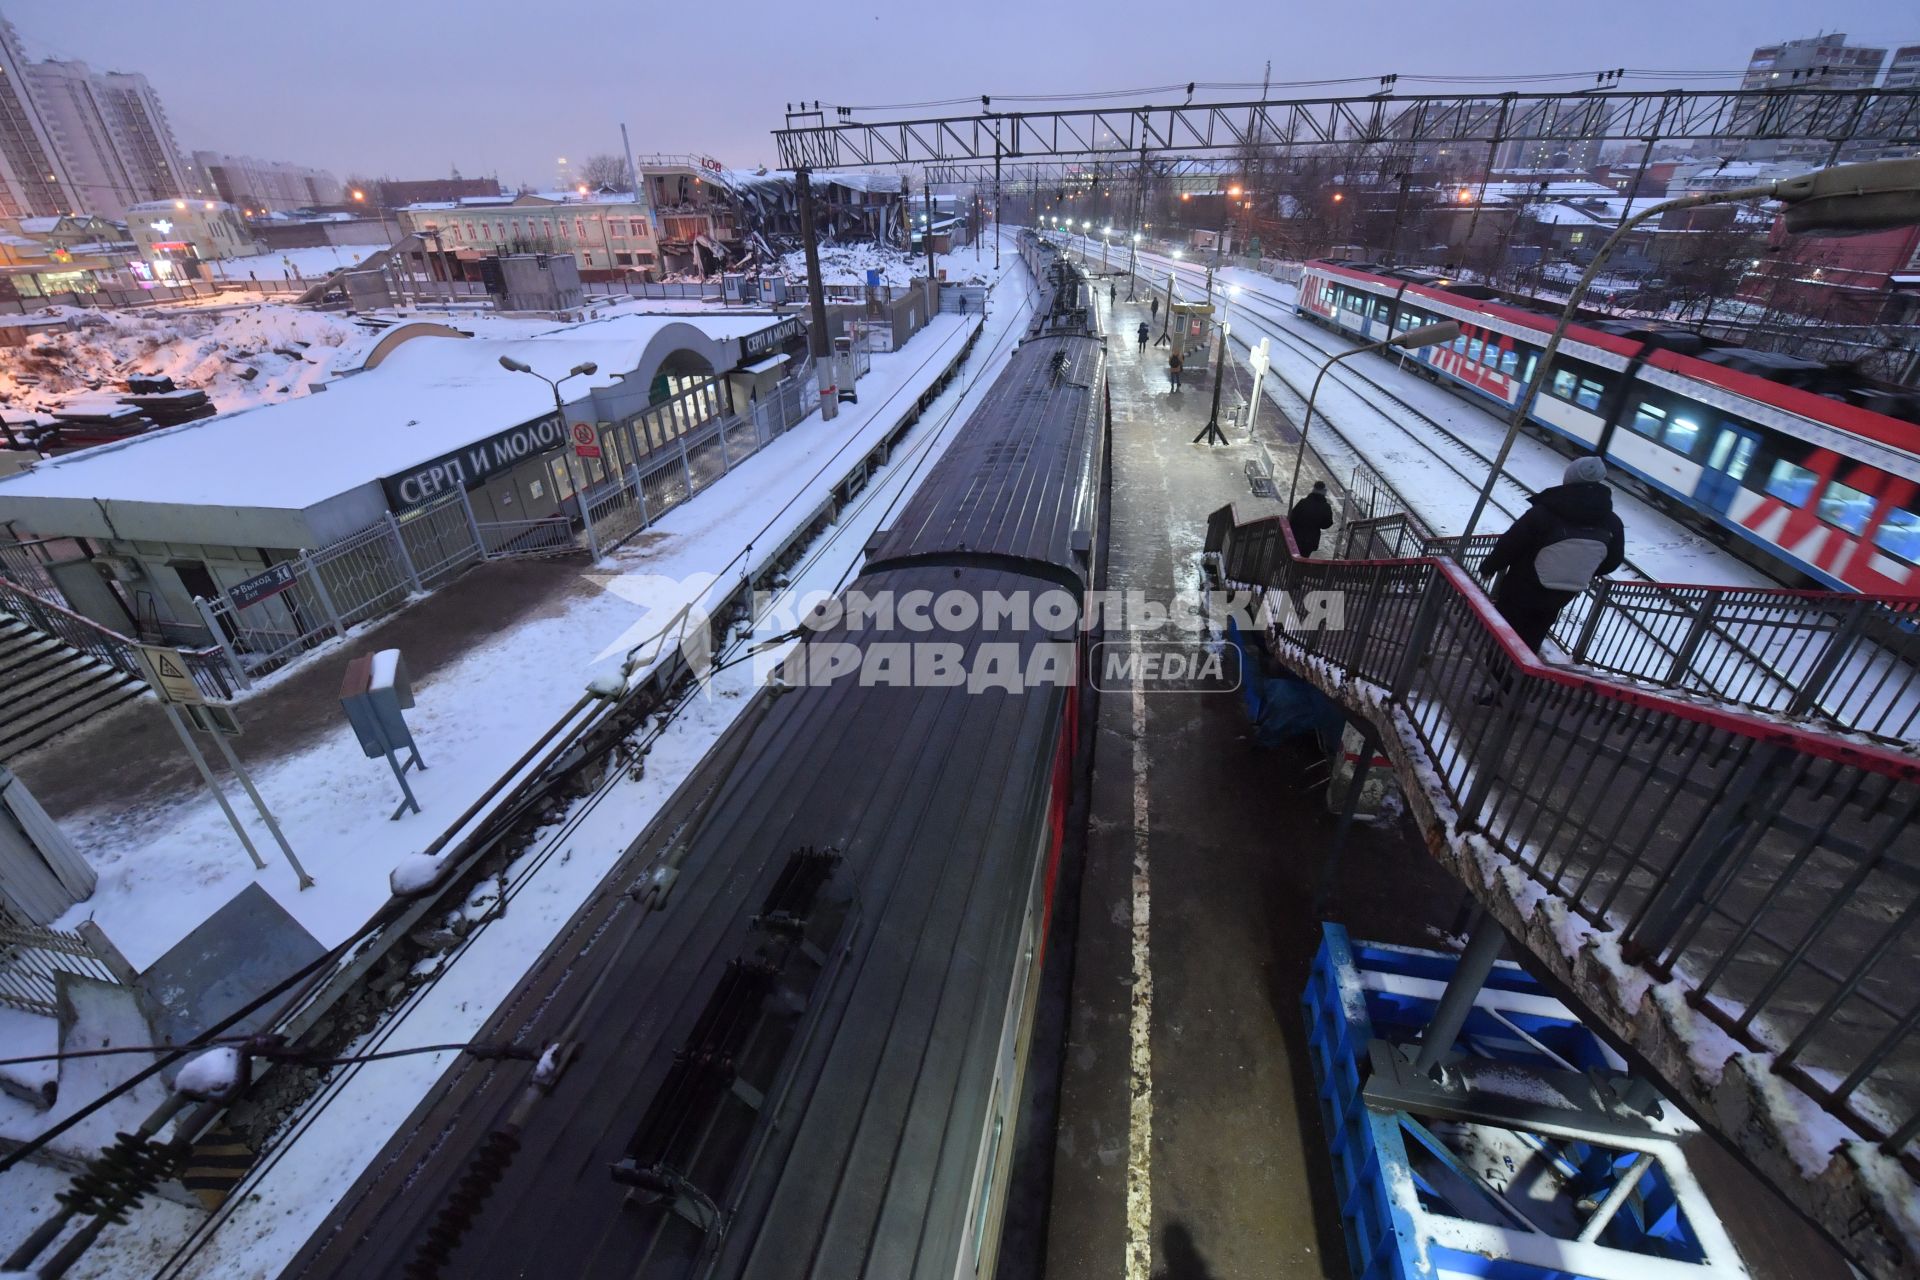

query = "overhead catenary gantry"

[{"left": 777, "top": 86, "right": 1920, "bottom": 171}]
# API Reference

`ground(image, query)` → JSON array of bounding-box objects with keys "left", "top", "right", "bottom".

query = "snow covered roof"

[
  {"left": 17, "top": 216, "right": 60, "bottom": 233},
  {"left": 0, "top": 313, "right": 788, "bottom": 514}
]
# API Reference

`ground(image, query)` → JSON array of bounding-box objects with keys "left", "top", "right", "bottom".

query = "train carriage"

[
  {"left": 289, "top": 237, "right": 1110, "bottom": 1280},
  {"left": 1297, "top": 260, "right": 1920, "bottom": 597}
]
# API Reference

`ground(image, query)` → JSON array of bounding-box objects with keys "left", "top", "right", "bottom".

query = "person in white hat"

[{"left": 1477, "top": 456, "right": 1625, "bottom": 691}]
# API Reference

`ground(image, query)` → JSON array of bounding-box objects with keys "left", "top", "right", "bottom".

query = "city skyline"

[{"left": 2, "top": 0, "right": 1915, "bottom": 198}]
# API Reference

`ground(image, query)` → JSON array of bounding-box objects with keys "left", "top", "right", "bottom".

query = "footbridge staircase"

[{"left": 1205, "top": 503, "right": 1920, "bottom": 1277}]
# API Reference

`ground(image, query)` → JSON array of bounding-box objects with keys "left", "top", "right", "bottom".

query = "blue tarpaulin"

[{"left": 1226, "top": 618, "right": 1345, "bottom": 750}]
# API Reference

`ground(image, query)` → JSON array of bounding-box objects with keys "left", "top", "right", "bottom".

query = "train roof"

[{"left": 864, "top": 333, "right": 1105, "bottom": 589}]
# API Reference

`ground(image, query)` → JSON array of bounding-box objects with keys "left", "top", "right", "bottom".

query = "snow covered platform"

[{"left": 1305, "top": 926, "right": 1746, "bottom": 1280}]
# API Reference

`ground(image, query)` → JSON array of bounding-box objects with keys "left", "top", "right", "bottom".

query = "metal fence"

[
  {"left": 1338, "top": 516, "right": 1920, "bottom": 744},
  {"left": 1208, "top": 504, "right": 1920, "bottom": 1164},
  {"left": 0, "top": 575, "right": 236, "bottom": 700},
  {"left": 0, "top": 913, "right": 125, "bottom": 1017}
]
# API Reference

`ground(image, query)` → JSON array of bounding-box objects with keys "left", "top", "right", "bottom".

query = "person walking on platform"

[
  {"left": 1110, "top": 280, "right": 1117, "bottom": 304},
  {"left": 1137, "top": 320, "right": 1150, "bottom": 354},
  {"left": 1169, "top": 350, "right": 1184, "bottom": 391},
  {"left": 1288, "top": 481, "right": 1335, "bottom": 557},
  {"left": 1151, "top": 296, "right": 1160, "bottom": 323},
  {"left": 1476, "top": 455, "right": 1625, "bottom": 699}
]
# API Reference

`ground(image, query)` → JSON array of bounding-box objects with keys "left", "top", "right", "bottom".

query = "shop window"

[
  {"left": 1764, "top": 459, "right": 1819, "bottom": 507},
  {"left": 1817, "top": 479, "right": 1874, "bottom": 535}
]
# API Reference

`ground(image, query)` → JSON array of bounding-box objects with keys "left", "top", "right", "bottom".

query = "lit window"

[
  {"left": 1662, "top": 414, "right": 1700, "bottom": 453},
  {"left": 1765, "top": 459, "right": 1819, "bottom": 507},
  {"left": 1553, "top": 368, "right": 1578, "bottom": 399},
  {"left": 1500, "top": 348, "right": 1519, "bottom": 375},
  {"left": 1874, "top": 509, "right": 1920, "bottom": 562},
  {"left": 1817, "top": 479, "right": 1874, "bottom": 534},
  {"left": 1631, "top": 402, "right": 1666, "bottom": 437},
  {"left": 1467, "top": 337, "right": 1483, "bottom": 364}
]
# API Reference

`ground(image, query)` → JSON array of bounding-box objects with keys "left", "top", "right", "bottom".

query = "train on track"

[
  {"left": 1296, "top": 259, "right": 1920, "bottom": 598},
  {"left": 288, "top": 235, "right": 1109, "bottom": 1280}
]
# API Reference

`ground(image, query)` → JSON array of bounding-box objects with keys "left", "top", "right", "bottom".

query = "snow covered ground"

[
  {"left": 777, "top": 238, "right": 1003, "bottom": 287},
  {"left": 0, "top": 303, "right": 381, "bottom": 418},
  {"left": 206, "top": 244, "right": 390, "bottom": 282},
  {"left": 0, "top": 241, "right": 1040, "bottom": 1280}
]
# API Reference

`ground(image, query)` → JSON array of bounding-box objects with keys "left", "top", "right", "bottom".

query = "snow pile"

[
  {"left": 0, "top": 303, "right": 379, "bottom": 416},
  {"left": 776, "top": 241, "right": 997, "bottom": 288},
  {"left": 173, "top": 1046, "right": 244, "bottom": 1101}
]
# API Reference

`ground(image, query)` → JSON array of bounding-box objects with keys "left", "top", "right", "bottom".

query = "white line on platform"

[{"left": 1124, "top": 632, "right": 1154, "bottom": 1280}]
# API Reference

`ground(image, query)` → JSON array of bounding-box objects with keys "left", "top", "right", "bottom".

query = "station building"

[{"left": 0, "top": 311, "right": 810, "bottom": 638}]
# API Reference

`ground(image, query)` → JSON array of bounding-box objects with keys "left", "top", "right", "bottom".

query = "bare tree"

[
  {"left": 580, "top": 154, "right": 633, "bottom": 191},
  {"left": 341, "top": 175, "right": 387, "bottom": 207}
]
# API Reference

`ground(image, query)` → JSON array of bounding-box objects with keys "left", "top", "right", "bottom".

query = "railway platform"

[{"left": 1036, "top": 281, "right": 1859, "bottom": 1280}]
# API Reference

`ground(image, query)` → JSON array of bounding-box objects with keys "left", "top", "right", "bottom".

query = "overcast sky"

[{"left": 5, "top": 0, "right": 1913, "bottom": 188}]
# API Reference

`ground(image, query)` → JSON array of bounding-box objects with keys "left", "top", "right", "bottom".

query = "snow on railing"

[{"left": 1206, "top": 501, "right": 1920, "bottom": 1273}]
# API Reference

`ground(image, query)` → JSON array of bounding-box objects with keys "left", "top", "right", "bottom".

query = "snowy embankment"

[
  {"left": 0, "top": 304, "right": 380, "bottom": 417},
  {"left": 206, "top": 244, "right": 390, "bottom": 282},
  {"left": 5, "top": 250, "right": 1039, "bottom": 1280}
]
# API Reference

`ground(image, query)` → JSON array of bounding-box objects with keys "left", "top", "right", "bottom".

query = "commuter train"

[
  {"left": 1295, "top": 259, "right": 1920, "bottom": 598},
  {"left": 290, "top": 237, "right": 1108, "bottom": 1280}
]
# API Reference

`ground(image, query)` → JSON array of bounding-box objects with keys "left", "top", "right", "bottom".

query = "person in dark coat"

[
  {"left": 1150, "top": 296, "right": 1160, "bottom": 322},
  {"left": 1137, "top": 320, "right": 1149, "bottom": 353},
  {"left": 1288, "top": 481, "right": 1335, "bottom": 557},
  {"left": 1169, "top": 350, "right": 1184, "bottom": 390},
  {"left": 1479, "top": 455, "right": 1626, "bottom": 656}
]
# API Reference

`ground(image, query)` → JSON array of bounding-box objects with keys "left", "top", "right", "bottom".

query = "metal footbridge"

[{"left": 1205, "top": 503, "right": 1920, "bottom": 1278}]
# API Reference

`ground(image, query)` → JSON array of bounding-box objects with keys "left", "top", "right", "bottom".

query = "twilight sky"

[{"left": 5, "top": 0, "right": 1912, "bottom": 188}]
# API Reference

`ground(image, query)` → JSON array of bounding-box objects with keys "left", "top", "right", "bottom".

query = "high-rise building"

[
  {"left": 0, "top": 12, "right": 190, "bottom": 219},
  {"left": 0, "top": 17, "right": 74, "bottom": 218},
  {"left": 1742, "top": 33, "right": 1888, "bottom": 91},
  {"left": 24, "top": 60, "right": 191, "bottom": 220},
  {"left": 1735, "top": 34, "right": 1892, "bottom": 162},
  {"left": 1886, "top": 46, "right": 1920, "bottom": 91},
  {"left": 188, "top": 150, "right": 342, "bottom": 212}
]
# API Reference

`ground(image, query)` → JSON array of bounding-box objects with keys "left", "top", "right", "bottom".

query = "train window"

[
  {"left": 1575, "top": 379, "right": 1605, "bottom": 411},
  {"left": 1875, "top": 508, "right": 1920, "bottom": 562},
  {"left": 1522, "top": 354, "right": 1537, "bottom": 384},
  {"left": 1765, "top": 459, "right": 1820, "bottom": 507},
  {"left": 1501, "top": 348, "right": 1520, "bottom": 375},
  {"left": 1631, "top": 403, "right": 1666, "bottom": 437},
  {"left": 1454, "top": 333, "right": 1469, "bottom": 354},
  {"left": 1662, "top": 414, "right": 1701, "bottom": 454},
  {"left": 1817, "top": 479, "right": 1874, "bottom": 535},
  {"left": 1467, "top": 337, "right": 1484, "bottom": 364},
  {"left": 1552, "top": 369, "right": 1578, "bottom": 400}
]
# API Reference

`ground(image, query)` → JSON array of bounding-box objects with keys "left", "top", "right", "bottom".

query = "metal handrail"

[
  {"left": 0, "top": 575, "right": 236, "bottom": 699},
  {"left": 1208, "top": 502, "right": 1920, "bottom": 1177}
]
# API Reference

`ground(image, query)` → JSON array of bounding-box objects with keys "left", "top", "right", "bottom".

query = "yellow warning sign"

[{"left": 133, "top": 644, "right": 205, "bottom": 706}]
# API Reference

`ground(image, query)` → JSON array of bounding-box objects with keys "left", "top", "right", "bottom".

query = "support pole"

[
  {"left": 1313, "top": 721, "right": 1382, "bottom": 913},
  {"left": 163, "top": 706, "right": 265, "bottom": 870},
  {"left": 795, "top": 167, "right": 837, "bottom": 421},
  {"left": 924, "top": 183, "right": 937, "bottom": 284},
  {"left": 1411, "top": 913, "right": 1506, "bottom": 1076},
  {"left": 1193, "top": 323, "right": 1231, "bottom": 446},
  {"left": 210, "top": 730, "right": 313, "bottom": 889},
  {"left": 993, "top": 140, "right": 1001, "bottom": 272}
]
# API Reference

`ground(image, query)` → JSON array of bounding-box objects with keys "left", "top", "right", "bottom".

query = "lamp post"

[
  {"left": 499, "top": 356, "right": 603, "bottom": 561},
  {"left": 1459, "top": 157, "right": 1920, "bottom": 545},
  {"left": 1286, "top": 322, "right": 1461, "bottom": 510},
  {"left": 1128, "top": 230, "right": 1141, "bottom": 300}
]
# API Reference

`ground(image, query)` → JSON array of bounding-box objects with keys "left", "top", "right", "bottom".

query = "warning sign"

[
  {"left": 570, "top": 422, "right": 601, "bottom": 459},
  {"left": 133, "top": 644, "right": 205, "bottom": 706}
]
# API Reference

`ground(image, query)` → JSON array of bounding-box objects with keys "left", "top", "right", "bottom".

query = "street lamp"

[
  {"left": 1459, "top": 157, "right": 1920, "bottom": 545},
  {"left": 498, "top": 356, "right": 604, "bottom": 560},
  {"left": 1287, "top": 322, "right": 1461, "bottom": 510}
]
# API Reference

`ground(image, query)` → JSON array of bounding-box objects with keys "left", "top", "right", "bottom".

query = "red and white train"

[{"left": 1295, "top": 259, "right": 1920, "bottom": 598}]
